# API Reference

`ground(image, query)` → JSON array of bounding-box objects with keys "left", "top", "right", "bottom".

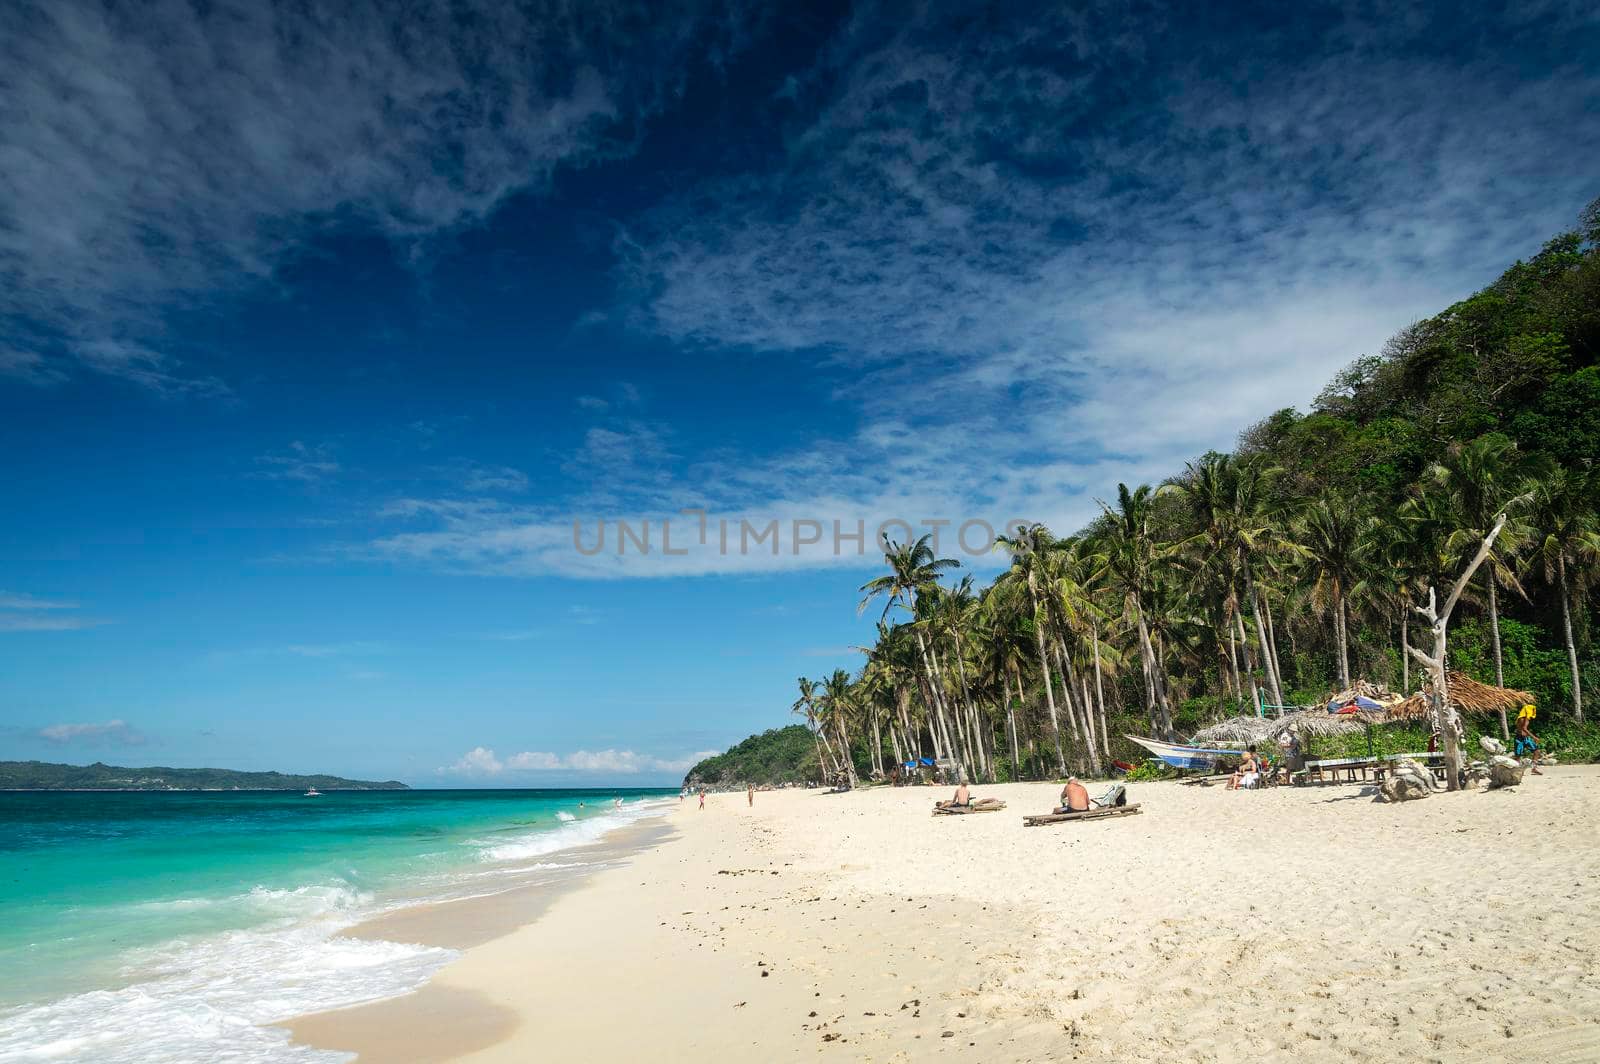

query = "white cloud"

[
  {"left": 346, "top": 5, "right": 1599, "bottom": 581},
  {"left": 459, "top": 464, "right": 530, "bottom": 494},
  {"left": 38, "top": 719, "right": 146, "bottom": 746},
  {"left": 448, "top": 746, "right": 505, "bottom": 774},
  {"left": 0, "top": 591, "right": 77, "bottom": 610},
  {"left": 254, "top": 441, "right": 340, "bottom": 484},
  {"left": 0, "top": 0, "right": 760, "bottom": 391},
  {"left": 441, "top": 746, "right": 718, "bottom": 776},
  {"left": 0, "top": 591, "right": 104, "bottom": 631}
]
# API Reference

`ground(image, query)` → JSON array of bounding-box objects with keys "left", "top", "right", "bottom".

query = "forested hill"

[
  {"left": 0, "top": 760, "right": 408, "bottom": 791},
  {"left": 682, "top": 726, "right": 819, "bottom": 788}
]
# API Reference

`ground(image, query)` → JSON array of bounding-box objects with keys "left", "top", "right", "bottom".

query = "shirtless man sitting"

[{"left": 1056, "top": 777, "right": 1091, "bottom": 813}]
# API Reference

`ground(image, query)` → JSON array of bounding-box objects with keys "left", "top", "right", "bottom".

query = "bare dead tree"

[{"left": 1409, "top": 512, "right": 1508, "bottom": 791}]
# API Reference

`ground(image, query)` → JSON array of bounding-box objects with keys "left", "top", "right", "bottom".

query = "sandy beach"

[{"left": 287, "top": 769, "right": 1600, "bottom": 1063}]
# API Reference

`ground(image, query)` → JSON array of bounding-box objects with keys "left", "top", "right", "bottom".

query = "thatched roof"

[
  {"left": 1190, "top": 716, "right": 1277, "bottom": 744},
  {"left": 1384, "top": 671, "right": 1536, "bottom": 723},
  {"left": 1190, "top": 708, "right": 1386, "bottom": 745},
  {"left": 1446, "top": 671, "right": 1535, "bottom": 714},
  {"left": 1267, "top": 708, "right": 1385, "bottom": 740}
]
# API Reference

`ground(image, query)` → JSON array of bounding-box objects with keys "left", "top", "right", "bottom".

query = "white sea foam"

[
  {"left": 0, "top": 894, "right": 448, "bottom": 1064},
  {"left": 474, "top": 800, "right": 670, "bottom": 863},
  {"left": 0, "top": 800, "right": 674, "bottom": 1063},
  {"left": 555, "top": 810, "right": 576, "bottom": 822}
]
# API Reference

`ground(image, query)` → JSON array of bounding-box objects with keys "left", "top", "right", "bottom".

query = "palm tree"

[
  {"left": 996, "top": 524, "right": 1069, "bottom": 774},
  {"left": 1296, "top": 495, "right": 1368, "bottom": 690},
  {"left": 791, "top": 676, "right": 834, "bottom": 783},
  {"left": 1427, "top": 435, "right": 1542, "bottom": 729},
  {"left": 1093, "top": 484, "right": 1177, "bottom": 740},
  {"left": 818, "top": 668, "right": 858, "bottom": 787},
  {"left": 859, "top": 535, "right": 966, "bottom": 780},
  {"left": 1527, "top": 465, "right": 1600, "bottom": 721}
]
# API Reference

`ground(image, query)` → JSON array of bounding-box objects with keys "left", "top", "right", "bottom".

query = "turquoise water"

[{"left": 0, "top": 789, "right": 673, "bottom": 1062}]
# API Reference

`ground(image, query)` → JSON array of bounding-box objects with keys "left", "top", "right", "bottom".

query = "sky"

[{"left": 2, "top": 0, "right": 1597, "bottom": 786}]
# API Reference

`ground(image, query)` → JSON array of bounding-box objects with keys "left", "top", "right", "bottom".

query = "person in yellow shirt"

[{"left": 1514, "top": 705, "right": 1543, "bottom": 775}]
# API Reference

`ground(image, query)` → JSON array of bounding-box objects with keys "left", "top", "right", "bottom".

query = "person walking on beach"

[
  {"left": 747, "top": 783, "right": 754, "bottom": 807},
  {"left": 698, "top": 786, "right": 706, "bottom": 810},
  {"left": 1516, "top": 705, "right": 1543, "bottom": 775}
]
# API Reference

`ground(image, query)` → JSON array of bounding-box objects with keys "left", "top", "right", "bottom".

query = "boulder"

[
  {"left": 1485, "top": 754, "right": 1524, "bottom": 789},
  {"left": 1379, "top": 758, "right": 1433, "bottom": 802},
  {"left": 1479, "top": 736, "right": 1507, "bottom": 756}
]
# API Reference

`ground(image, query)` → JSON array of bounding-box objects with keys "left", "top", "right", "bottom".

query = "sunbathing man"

[
  {"left": 935, "top": 779, "right": 972, "bottom": 810},
  {"left": 1057, "top": 777, "right": 1091, "bottom": 813}
]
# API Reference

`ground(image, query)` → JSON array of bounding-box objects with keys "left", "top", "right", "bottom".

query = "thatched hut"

[{"left": 1385, "top": 671, "right": 1535, "bottom": 723}]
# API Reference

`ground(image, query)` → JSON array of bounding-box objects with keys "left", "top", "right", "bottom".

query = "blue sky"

[{"left": 2, "top": 0, "right": 1597, "bottom": 785}]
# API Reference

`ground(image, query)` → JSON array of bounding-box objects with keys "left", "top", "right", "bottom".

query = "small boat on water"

[{"left": 303, "top": 788, "right": 322, "bottom": 797}]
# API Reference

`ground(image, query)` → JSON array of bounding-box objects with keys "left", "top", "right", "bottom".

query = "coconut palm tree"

[
  {"left": 1527, "top": 465, "right": 1600, "bottom": 721},
  {"left": 1092, "top": 484, "right": 1178, "bottom": 740},
  {"left": 995, "top": 524, "right": 1069, "bottom": 774},
  {"left": 859, "top": 535, "right": 966, "bottom": 780},
  {"left": 818, "top": 668, "right": 859, "bottom": 787},
  {"left": 791, "top": 676, "right": 834, "bottom": 782},
  {"left": 1296, "top": 495, "right": 1369, "bottom": 690}
]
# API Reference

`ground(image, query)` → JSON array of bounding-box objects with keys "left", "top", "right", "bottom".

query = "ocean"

[{"left": 0, "top": 788, "right": 675, "bottom": 1062}]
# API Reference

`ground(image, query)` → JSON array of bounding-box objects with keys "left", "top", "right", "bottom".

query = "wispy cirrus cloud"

[
  {"left": 442, "top": 745, "right": 717, "bottom": 776},
  {"left": 253, "top": 441, "right": 341, "bottom": 484},
  {"left": 0, "top": 591, "right": 105, "bottom": 631},
  {"left": 0, "top": 0, "right": 760, "bottom": 392},
  {"left": 38, "top": 719, "right": 146, "bottom": 746},
  {"left": 343, "top": 2, "right": 1599, "bottom": 581}
]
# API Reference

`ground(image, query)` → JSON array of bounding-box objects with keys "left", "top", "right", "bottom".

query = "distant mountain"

[
  {"left": 682, "top": 725, "right": 820, "bottom": 788},
  {"left": 0, "top": 760, "right": 408, "bottom": 791}
]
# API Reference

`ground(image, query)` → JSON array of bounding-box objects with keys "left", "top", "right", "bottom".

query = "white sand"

[{"left": 289, "top": 768, "right": 1600, "bottom": 1062}]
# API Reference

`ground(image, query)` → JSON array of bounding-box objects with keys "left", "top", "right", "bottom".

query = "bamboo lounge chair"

[
  {"left": 933, "top": 797, "right": 1007, "bottom": 815},
  {"left": 1023, "top": 785, "right": 1138, "bottom": 826},
  {"left": 1023, "top": 803, "right": 1142, "bottom": 826}
]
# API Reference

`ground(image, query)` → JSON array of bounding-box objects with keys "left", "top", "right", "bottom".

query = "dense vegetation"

[
  {"left": 682, "top": 726, "right": 819, "bottom": 788},
  {"left": 0, "top": 761, "right": 408, "bottom": 790},
  {"left": 785, "top": 200, "right": 1600, "bottom": 786}
]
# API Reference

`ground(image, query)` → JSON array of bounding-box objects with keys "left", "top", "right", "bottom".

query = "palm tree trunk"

[
  {"left": 1056, "top": 639, "right": 1090, "bottom": 773},
  {"left": 1059, "top": 639, "right": 1101, "bottom": 775},
  {"left": 1263, "top": 588, "right": 1286, "bottom": 708},
  {"left": 912, "top": 631, "right": 964, "bottom": 779},
  {"left": 1029, "top": 600, "right": 1067, "bottom": 775},
  {"left": 1225, "top": 605, "right": 1242, "bottom": 701},
  {"left": 1334, "top": 587, "right": 1350, "bottom": 688},
  {"left": 1234, "top": 602, "right": 1262, "bottom": 714},
  {"left": 1487, "top": 576, "right": 1511, "bottom": 740},
  {"left": 835, "top": 717, "right": 857, "bottom": 787},
  {"left": 1136, "top": 602, "right": 1174, "bottom": 740},
  {"left": 1244, "top": 568, "right": 1283, "bottom": 709},
  {"left": 1076, "top": 669, "right": 1104, "bottom": 776},
  {"left": 1559, "top": 557, "right": 1583, "bottom": 723},
  {"left": 1007, "top": 667, "right": 1023, "bottom": 777},
  {"left": 951, "top": 634, "right": 990, "bottom": 782},
  {"left": 1092, "top": 623, "right": 1111, "bottom": 757}
]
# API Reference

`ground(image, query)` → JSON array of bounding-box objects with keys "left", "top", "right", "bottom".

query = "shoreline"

[{"left": 283, "top": 770, "right": 1600, "bottom": 1062}]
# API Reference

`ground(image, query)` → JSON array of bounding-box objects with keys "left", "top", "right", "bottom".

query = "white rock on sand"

[{"left": 287, "top": 767, "right": 1600, "bottom": 1063}]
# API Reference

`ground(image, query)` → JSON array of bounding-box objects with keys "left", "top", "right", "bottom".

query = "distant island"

[{"left": 0, "top": 760, "right": 408, "bottom": 791}]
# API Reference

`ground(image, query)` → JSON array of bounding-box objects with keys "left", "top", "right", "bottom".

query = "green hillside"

[
  {"left": 681, "top": 726, "right": 820, "bottom": 788},
  {"left": 0, "top": 760, "right": 408, "bottom": 791}
]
